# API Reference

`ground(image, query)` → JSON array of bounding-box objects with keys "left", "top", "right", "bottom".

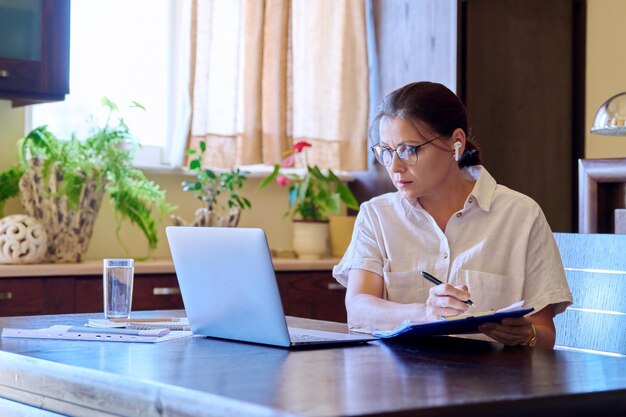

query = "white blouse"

[{"left": 333, "top": 166, "right": 573, "bottom": 316}]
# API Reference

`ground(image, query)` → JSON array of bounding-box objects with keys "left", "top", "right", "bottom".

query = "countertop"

[{"left": 0, "top": 257, "right": 341, "bottom": 278}]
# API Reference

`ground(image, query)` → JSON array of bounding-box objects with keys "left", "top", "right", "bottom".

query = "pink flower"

[
  {"left": 276, "top": 175, "right": 290, "bottom": 187},
  {"left": 292, "top": 141, "right": 312, "bottom": 153},
  {"left": 281, "top": 153, "right": 296, "bottom": 167}
]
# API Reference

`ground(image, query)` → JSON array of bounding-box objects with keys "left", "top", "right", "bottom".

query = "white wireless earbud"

[{"left": 453, "top": 141, "right": 462, "bottom": 162}]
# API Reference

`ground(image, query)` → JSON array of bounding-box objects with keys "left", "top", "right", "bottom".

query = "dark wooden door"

[{"left": 459, "top": 0, "right": 585, "bottom": 232}]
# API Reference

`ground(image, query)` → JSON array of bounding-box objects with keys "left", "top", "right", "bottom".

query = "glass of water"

[{"left": 103, "top": 258, "right": 134, "bottom": 319}]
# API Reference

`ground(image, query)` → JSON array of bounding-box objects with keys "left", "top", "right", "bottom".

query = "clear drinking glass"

[{"left": 103, "top": 258, "right": 134, "bottom": 319}]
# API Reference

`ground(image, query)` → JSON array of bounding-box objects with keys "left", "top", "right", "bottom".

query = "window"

[{"left": 26, "top": 0, "right": 191, "bottom": 168}]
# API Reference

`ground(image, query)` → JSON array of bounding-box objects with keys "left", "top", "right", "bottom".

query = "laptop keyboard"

[{"left": 288, "top": 332, "right": 336, "bottom": 342}]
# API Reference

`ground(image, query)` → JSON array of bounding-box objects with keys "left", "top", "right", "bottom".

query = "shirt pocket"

[
  {"left": 382, "top": 270, "right": 429, "bottom": 304},
  {"left": 455, "top": 269, "right": 521, "bottom": 311}
]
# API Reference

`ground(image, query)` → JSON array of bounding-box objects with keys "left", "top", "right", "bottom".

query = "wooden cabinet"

[
  {"left": 0, "top": 264, "right": 348, "bottom": 323},
  {"left": 276, "top": 271, "right": 347, "bottom": 323},
  {"left": 0, "top": 0, "right": 70, "bottom": 106},
  {"left": 0, "top": 275, "right": 183, "bottom": 317},
  {"left": 74, "top": 275, "right": 184, "bottom": 314},
  {"left": 0, "top": 278, "right": 74, "bottom": 316}
]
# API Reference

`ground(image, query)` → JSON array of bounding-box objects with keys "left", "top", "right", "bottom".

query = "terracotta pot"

[{"left": 292, "top": 220, "right": 329, "bottom": 260}]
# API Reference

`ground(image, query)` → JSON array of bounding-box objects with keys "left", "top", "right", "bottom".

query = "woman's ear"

[{"left": 451, "top": 128, "right": 467, "bottom": 161}]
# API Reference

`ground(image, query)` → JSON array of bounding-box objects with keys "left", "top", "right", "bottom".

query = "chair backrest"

[{"left": 553, "top": 233, "right": 626, "bottom": 356}]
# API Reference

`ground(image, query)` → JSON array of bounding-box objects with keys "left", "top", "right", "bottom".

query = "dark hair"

[{"left": 369, "top": 81, "right": 481, "bottom": 168}]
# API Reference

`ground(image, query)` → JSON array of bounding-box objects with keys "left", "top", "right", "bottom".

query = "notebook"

[
  {"left": 166, "top": 226, "right": 377, "bottom": 348},
  {"left": 372, "top": 301, "right": 534, "bottom": 339},
  {"left": 86, "top": 318, "right": 191, "bottom": 331}
]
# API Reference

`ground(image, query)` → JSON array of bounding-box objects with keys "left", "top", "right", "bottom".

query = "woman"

[{"left": 333, "top": 81, "right": 572, "bottom": 348}]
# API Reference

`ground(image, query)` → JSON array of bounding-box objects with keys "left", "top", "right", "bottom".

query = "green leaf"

[
  {"left": 205, "top": 169, "right": 217, "bottom": 180},
  {"left": 309, "top": 165, "right": 327, "bottom": 182},
  {"left": 186, "top": 149, "right": 197, "bottom": 155},
  {"left": 327, "top": 168, "right": 341, "bottom": 183},
  {"left": 328, "top": 193, "right": 341, "bottom": 214},
  {"left": 199, "top": 140, "right": 207, "bottom": 152},
  {"left": 0, "top": 167, "right": 25, "bottom": 217},
  {"left": 189, "top": 159, "right": 201, "bottom": 170},
  {"left": 101, "top": 96, "right": 118, "bottom": 111},
  {"left": 130, "top": 101, "right": 146, "bottom": 111},
  {"left": 258, "top": 165, "right": 280, "bottom": 189},
  {"left": 337, "top": 183, "right": 359, "bottom": 209}
]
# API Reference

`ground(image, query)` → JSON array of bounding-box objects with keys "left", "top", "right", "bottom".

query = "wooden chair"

[{"left": 553, "top": 233, "right": 626, "bottom": 356}]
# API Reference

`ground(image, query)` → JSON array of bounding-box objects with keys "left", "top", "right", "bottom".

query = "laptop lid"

[
  {"left": 167, "top": 226, "right": 376, "bottom": 347},
  {"left": 166, "top": 226, "right": 293, "bottom": 347}
]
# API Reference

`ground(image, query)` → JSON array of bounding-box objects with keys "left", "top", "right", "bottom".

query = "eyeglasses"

[{"left": 371, "top": 136, "right": 441, "bottom": 167}]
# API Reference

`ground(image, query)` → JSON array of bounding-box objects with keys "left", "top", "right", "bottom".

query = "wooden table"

[{"left": 0, "top": 312, "right": 626, "bottom": 417}]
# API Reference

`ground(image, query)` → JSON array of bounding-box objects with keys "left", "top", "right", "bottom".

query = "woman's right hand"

[{"left": 425, "top": 284, "right": 471, "bottom": 320}]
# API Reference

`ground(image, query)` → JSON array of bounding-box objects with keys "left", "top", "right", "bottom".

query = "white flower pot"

[{"left": 292, "top": 220, "right": 329, "bottom": 260}]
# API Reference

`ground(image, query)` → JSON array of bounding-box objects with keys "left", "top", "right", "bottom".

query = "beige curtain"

[{"left": 189, "top": 0, "right": 368, "bottom": 171}]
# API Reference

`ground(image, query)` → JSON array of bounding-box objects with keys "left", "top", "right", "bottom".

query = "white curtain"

[
  {"left": 164, "top": 0, "right": 193, "bottom": 167},
  {"left": 189, "top": 0, "right": 369, "bottom": 171}
]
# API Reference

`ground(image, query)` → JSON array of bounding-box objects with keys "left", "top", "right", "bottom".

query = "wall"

[
  {"left": 0, "top": 100, "right": 293, "bottom": 260},
  {"left": 585, "top": 0, "right": 626, "bottom": 158},
  {"left": 3, "top": 0, "right": 620, "bottom": 260}
]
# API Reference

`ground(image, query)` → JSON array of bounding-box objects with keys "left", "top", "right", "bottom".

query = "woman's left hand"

[{"left": 479, "top": 317, "right": 535, "bottom": 346}]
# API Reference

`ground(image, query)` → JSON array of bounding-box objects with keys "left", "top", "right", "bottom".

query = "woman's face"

[{"left": 378, "top": 116, "right": 456, "bottom": 201}]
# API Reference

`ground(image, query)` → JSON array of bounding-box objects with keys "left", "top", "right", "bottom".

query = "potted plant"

[
  {"left": 259, "top": 141, "right": 359, "bottom": 259},
  {"left": 172, "top": 140, "right": 252, "bottom": 227},
  {"left": 0, "top": 98, "right": 174, "bottom": 262}
]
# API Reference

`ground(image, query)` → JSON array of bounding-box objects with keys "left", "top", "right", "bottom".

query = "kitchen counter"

[{"left": 0, "top": 257, "right": 341, "bottom": 278}]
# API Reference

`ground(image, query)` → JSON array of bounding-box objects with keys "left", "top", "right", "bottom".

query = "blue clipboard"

[{"left": 372, "top": 307, "right": 534, "bottom": 339}]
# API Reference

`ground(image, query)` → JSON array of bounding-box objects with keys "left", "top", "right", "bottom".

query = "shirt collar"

[
  {"left": 463, "top": 165, "right": 497, "bottom": 212},
  {"left": 398, "top": 165, "right": 497, "bottom": 214}
]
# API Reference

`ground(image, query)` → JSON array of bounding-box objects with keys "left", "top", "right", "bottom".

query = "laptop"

[{"left": 166, "top": 226, "right": 377, "bottom": 348}]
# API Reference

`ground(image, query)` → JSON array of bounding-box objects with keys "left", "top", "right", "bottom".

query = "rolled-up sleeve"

[
  {"left": 523, "top": 207, "right": 573, "bottom": 315},
  {"left": 333, "top": 203, "right": 384, "bottom": 287}
]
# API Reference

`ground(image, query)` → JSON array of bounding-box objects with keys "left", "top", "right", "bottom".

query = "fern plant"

[
  {"left": 0, "top": 97, "right": 174, "bottom": 257},
  {"left": 0, "top": 167, "right": 25, "bottom": 218}
]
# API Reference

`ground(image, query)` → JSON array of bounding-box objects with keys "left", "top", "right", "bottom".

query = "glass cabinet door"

[
  {"left": 0, "top": 0, "right": 69, "bottom": 105},
  {"left": 0, "top": 0, "right": 42, "bottom": 62}
]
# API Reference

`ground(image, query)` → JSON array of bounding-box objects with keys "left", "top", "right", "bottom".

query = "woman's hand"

[
  {"left": 479, "top": 305, "right": 556, "bottom": 348},
  {"left": 479, "top": 317, "right": 535, "bottom": 346},
  {"left": 426, "top": 284, "right": 471, "bottom": 321}
]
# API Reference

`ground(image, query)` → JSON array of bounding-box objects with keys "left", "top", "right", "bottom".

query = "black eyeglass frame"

[{"left": 370, "top": 135, "right": 443, "bottom": 167}]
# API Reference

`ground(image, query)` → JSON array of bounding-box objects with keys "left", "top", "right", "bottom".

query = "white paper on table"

[{"left": 1, "top": 325, "right": 192, "bottom": 343}]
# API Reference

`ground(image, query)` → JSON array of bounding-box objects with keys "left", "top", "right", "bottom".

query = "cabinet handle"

[
  {"left": 153, "top": 287, "right": 180, "bottom": 296},
  {"left": 0, "top": 291, "right": 13, "bottom": 300},
  {"left": 327, "top": 283, "right": 345, "bottom": 291},
  {"left": 0, "top": 70, "right": 9, "bottom": 78}
]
